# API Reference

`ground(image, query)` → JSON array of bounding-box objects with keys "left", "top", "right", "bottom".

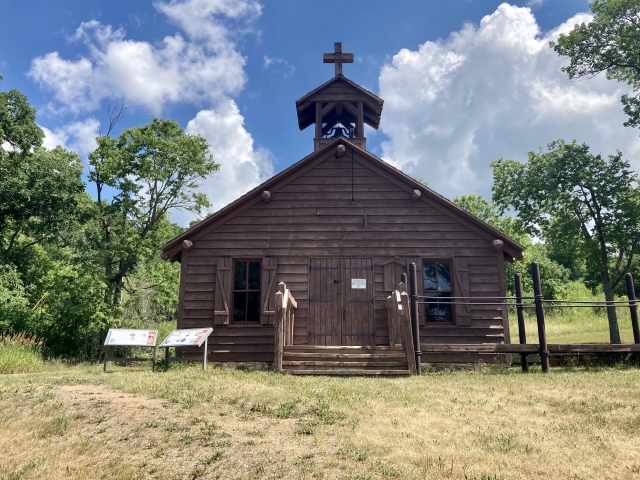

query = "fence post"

[
  {"left": 409, "top": 262, "right": 422, "bottom": 375},
  {"left": 514, "top": 273, "right": 528, "bottom": 372},
  {"left": 531, "top": 262, "right": 549, "bottom": 373},
  {"left": 400, "top": 291, "right": 417, "bottom": 375},
  {"left": 625, "top": 273, "right": 640, "bottom": 344}
]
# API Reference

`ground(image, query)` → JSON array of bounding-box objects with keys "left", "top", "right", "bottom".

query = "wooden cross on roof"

[{"left": 323, "top": 42, "right": 354, "bottom": 77}]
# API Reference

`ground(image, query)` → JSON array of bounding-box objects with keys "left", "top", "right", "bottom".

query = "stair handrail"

[
  {"left": 386, "top": 282, "right": 407, "bottom": 347},
  {"left": 274, "top": 281, "right": 297, "bottom": 373},
  {"left": 388, "top": 288, "right": 417, "bottom": 375}
]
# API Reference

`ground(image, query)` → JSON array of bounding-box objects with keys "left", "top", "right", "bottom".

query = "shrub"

[
  {"left": 0, "top": 332, "right": 44, "bottom": 374},
  {"left": 0, "top": 265, "right": 30, "bottom": 333}
]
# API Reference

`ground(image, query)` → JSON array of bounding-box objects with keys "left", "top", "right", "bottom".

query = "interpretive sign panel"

[
  {"left": 351, "top": 278, "right": 366, "bottom": 289},
  {"left": 160, "top": 328, "right": 214, "bottom": 371},
  {"left": 160, "top": 328, "right": 213, "bottom": 348},
  {"left": 104, "top": 329, "right": 158, "bottom": 347},
  {"left": 103, "top": 329, "right": 158, "bottom": 372}
]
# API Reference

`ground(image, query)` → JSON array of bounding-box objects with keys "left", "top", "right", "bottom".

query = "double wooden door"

[{"left": 308, "top": 258, "right": 375, "bottom": 346}]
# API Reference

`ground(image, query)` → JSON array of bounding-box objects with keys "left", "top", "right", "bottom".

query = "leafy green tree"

[
  {"left": 1, "top": 84, "right": 86, "bottom": 262},
  {"left": 88, "top": 116, "right": 219, "bottom": 305},
  {"left": 0, "top": 146, "right": 86, "bottom": 261},
  {"left": 23, "top": 245, "right": 111, "bottom": 359},
  {"left": 492, "top": 140, "right": 640, "bottom": 343},
  {"left": 453, "top": 194, "right": 525, "bottom": 242},
  {"left": 551, "top": 0, "right": 640, "bottom": 129},
  {"left": 0, "top": 265, "right": 30, "bottom": 333},
  {"left": 453, "top": 194, "right": 570, "bottom": 298},
  {"left": 542, "top": 218, "right": 587, "bottom": 281},
  {"left": 0, "top": 85, "right": 43, "bottom": 155}
]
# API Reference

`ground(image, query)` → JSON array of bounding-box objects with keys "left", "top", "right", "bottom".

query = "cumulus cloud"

[
  {"left": 28, "top": 0, "right": 274, "bottom": 226},
  {"left": 41, "top": 118, "right": 100, "bottom": 155},
  {"left": 378, "top": 3, "right": 640, "bottom": 202},
  {"left": 172, "top": 98, "right": 273, "bottom": 224},
  {"left": 27, "top": 0, "right": 260, "bottom": 114}
]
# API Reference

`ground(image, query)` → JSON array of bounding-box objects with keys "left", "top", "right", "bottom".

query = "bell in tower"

[{"left": 295, "top": 42, "right": 384, "bottom": 151}]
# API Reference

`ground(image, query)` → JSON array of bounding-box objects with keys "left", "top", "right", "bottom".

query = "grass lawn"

[
  {"left": 509, "top": 308, "right": 638, "bottom": 344},
  {"left": 1, "top": 362, "right": 638, "bottom": 480}
]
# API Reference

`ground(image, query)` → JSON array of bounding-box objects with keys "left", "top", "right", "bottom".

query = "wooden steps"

[{"left": 281, "top": 345, "right": 410, "bottom": 376}]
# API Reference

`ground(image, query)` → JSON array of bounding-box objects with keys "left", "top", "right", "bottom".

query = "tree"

[
  {"left": 492, "top": 140, "right": 640, "bottom": 343},
  {"left": 0, "top": 147, "right": 86, "bottom": 261},
  {"left": 453, "top": 194, "right": 570, "bottom": 299},
  {"left": 551, "top": 0, "right": 640, "bottom": 129},
  {"left": 0, "top": 85, "right": 44, "bottom": 155},
  {"left": 1, "top": 84, "right": 85, "bottom": 262},
  {"left": 88, "top": 116, "right": 219, "bottom": 305}
]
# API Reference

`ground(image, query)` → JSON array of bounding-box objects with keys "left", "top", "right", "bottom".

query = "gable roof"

[
  {"left": 161, "top": 138, "right": 525, "bottom": 262},
  {"left": 295, "top": 75, "right": 384, "bottom": 131}
]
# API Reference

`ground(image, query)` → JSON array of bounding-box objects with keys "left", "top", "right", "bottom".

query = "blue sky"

[{"left": 1, "top": 0, "right": 639, "bottom": 225}]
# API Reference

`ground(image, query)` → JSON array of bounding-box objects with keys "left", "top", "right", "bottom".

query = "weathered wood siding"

[{"left": 178, "top": 148, "right": 508, "bottom": 362}]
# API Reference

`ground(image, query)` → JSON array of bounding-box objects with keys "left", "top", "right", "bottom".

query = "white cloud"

[
  {"left": 40, "top": 126, "right": 69, "bottom": 150},
  {"left": 27, "top": 0, "right": 261, "bottom": 114},
  {"left": 28, "top": 0, "right": 273, "bottom": 227},
  {"left": 41, "top": 118, "right": 100, "bottom": 155},
  {"left": 156, "top": 0, "right": 261, "bottom": 45},
  {"left": 172, "top": 98, "right": 273, "bottom": 224},
  {"left": 263, "top": 55, "right": 295, "bottom": 78},
  {"left": 378, "top": 3, "right": 640, "bottom": 202}
]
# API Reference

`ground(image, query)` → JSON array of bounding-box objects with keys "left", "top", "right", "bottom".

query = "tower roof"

[{"left": 295, "top": 75, "right": 384, "bottom": 132}]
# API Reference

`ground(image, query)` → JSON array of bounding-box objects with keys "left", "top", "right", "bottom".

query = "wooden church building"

[{"left": 161, "top": 43, "right": 525, "bottom": 372}]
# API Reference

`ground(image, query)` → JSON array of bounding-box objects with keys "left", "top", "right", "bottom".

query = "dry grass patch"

[{"left": 0, "top": 364, "right": 638, "bottom": 479}]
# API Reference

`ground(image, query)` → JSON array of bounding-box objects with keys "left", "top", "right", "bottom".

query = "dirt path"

[{"left": 1, "top": 383, "right": 347, "bottom": 480}]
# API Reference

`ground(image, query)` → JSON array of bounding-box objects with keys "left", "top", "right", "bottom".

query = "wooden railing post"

[
  {"left": 515, "top": 273, "right": 528, "bottom": 372},
  {"left": 386, "top": 295, "right": 395, "bottom": 346},
  {"left": 400, "top": 291, "right": 417, "bottom": 375},
  {"left": 274, "top": 282, "right": 286, "bottom": 372},
  {"left": 409, "top": 262, "right": 422, "bottom": 375},
  {"left": 532, "top": 262, "right": 549, "bottom": 373},
  {"left": 626, "top": 273, "right": 640, "bottom": 344}
]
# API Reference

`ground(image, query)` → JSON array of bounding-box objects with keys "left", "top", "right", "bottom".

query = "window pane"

[
  {"left": 248, "top": 261, "right": 261, "bottom": 290},
  {"left": 423, "top": 262, "right": 437, "bottom": 290},
  {"left": 247, "top": 292, "right": 261, "bottom": 322},
  {"left": 233, "top": 292, "right": 247, "bottom": 321},
  {"left": 438, "top": 293, "right": 452, "bottom": 322},
  {"left": 439, "top": 304, "right": 453, "bottom": 322},
  {"left": 234, "top": 262, "right": 247, "bottom": 290},
  {"left": 438, "top": 262, "right": 451, "bottom": 291},
  {"left": 424, "top": 293, "right": 439, "bottom": 322}
]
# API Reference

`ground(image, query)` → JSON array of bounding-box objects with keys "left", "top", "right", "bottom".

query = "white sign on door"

[{"left": 351, "top": 278, "right": 366, "bottom": 289}]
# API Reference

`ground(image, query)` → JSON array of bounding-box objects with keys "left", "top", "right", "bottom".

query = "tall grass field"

[{"left": 0, "top": 333, "right": 43, "bottom": 374}]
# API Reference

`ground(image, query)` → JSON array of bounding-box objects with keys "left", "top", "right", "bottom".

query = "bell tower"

[{"left": 295, "top": 42, "right": 384, "bottom": 151}]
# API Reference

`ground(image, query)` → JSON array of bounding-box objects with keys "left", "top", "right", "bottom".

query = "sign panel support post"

[{"left": 202, "top": 337, "right": 208, "bottom": 371}]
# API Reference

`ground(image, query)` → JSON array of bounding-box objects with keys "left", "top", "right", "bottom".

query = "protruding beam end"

[
  {"left": 410, "top": 189, "right": 421, "bottom": 203},
  {"left": 181, "top": 239, "right": 193, "bottom": 250},
  {"left": 262, "top": 190, "right": 272, "bottom": 203},
  {"left": 336, "top": 144, "right": 346, "bottom": 158},
  {"left": 492, "top": 239, "right": 505, "bottom": 250}
]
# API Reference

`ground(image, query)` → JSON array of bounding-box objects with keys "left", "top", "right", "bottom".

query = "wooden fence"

[{"left": 403, "top": 261, "right": 640, "bottom": 374}]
